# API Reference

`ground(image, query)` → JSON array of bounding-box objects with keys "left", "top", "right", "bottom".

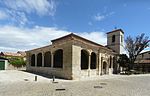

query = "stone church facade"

[{"left": 26, "top": 29, "right": 124, "bottom": 80}]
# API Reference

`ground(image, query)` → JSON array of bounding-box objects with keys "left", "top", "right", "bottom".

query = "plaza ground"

[{"left": 0, "top": 70, "right": 150, "bottom": 96}]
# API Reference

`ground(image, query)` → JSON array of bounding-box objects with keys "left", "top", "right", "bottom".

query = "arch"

[
  {"left": 81, "top": 50, "right": 89, "bottom": 69},
  {"left": 53, "top": 49, "right": 63, "bottom": 68},
  {"left": 90, "top": 52, "right": 96, "bottom": 69},
  {"left": 103, "top": 61, "right": 107, "bottom": 74},
  {"left": 31, "top": 54, "right": 35, "bottom": 66},
  {"left": 112, "top": 35, "right": 115, "bottom": 43},
  {"left": 37, "top": 53, "right": 42, "bottom": 67},
  {"left": 44, "top": 51, "right": 51, "bottom": 67}
]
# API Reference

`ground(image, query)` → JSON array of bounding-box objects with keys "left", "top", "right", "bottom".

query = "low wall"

[
  {"left": 6, "top": 64, "right": 26, "bottom": 70},
  {"left": 27, "top": 66, "right": 72, "bottom": 80}
]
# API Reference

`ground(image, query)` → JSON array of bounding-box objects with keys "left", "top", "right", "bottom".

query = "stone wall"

[
  {"left": 26, "top": 41, "right": 73, "bottom": 79},
  {"left": 71, "top": 42, "right": 114, "bottom": 79}
]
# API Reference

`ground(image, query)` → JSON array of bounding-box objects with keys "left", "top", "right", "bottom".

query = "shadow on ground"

[{"left": 20, "top": 70, "right": 69, "bottom": 81}]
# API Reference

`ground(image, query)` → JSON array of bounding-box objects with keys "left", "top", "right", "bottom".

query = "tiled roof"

[
  {"left": 0, "top": 51, "right": 26, "bottom": 57},
  {"left": 135, "top": 60, "right": 150, "bottom": 64},
  {"left": 17, "top": 51, "right": 26, "bottom": 57},
  {"left": 106, "top": 29, "right": 124, "bottom": 34},
  {"left": 51, "top": 33, "right": 113, "bottom": 51}
]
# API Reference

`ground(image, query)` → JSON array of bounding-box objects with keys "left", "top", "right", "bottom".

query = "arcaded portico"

[{"left": 26, "top": 29, "right": 124, "bottom": 79}]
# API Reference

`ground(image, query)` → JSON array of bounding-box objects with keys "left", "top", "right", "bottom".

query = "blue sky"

[{"left": 0, "top": 0, "right": 149, "bottom": 52}]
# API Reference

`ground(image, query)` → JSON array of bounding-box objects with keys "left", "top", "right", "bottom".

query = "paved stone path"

[{"left": 0, "top": 70, "right": 150, "bottom": 96}]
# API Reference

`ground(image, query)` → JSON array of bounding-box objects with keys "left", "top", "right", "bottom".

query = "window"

[{"left": 112, "top": 35, "right": 115, "bottom": 43}]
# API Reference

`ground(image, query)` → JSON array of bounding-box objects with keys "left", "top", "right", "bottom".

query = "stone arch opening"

[
  {"left": 37, "top": 53, "right": 42, "bottom": 67},
  {"left": 90, "top": 52, "right": 96, "bottom": 69},
  {"left": 81, "top": 50, "right": 89, "bottom": 69},
  {"left": 44, "top": 51, "right": 51, "bottom": 67},
  {"left": 54, "top": 49, "right": 63, "bottom": 68},
  {"left": 31, "top": 54, "right": 35, "bottom": 66},
  {"left": 103, "top": 61, "right": 107, "bottom": 74}
]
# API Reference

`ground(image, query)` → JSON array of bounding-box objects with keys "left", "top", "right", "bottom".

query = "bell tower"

[{"left": 107, "top": 29, "right": 124, "bottom": 54}]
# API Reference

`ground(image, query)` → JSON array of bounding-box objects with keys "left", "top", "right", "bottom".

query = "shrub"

[{"left": 9, "top": 57, "right": 26, "bottom": 68}]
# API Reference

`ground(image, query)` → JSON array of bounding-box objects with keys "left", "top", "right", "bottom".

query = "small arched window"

[
  {"left": 31, "top": 54, "right": 35, "bottom": 66},
  {"left": 112, "top": 35, "right": 115, "bottom": 43}
]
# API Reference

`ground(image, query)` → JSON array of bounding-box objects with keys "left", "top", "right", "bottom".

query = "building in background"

[
  {"left": 0, "top": 57, "right": 8, "bottom": 70},
  {"left": 0, "top": 51, "right": 26, "bottom": 70},
  {"left": 134, "top": 51, "right": 150, "bottom": 73},
  {"left": 0, "top": 51, "right": 25, "bottom": 58}
]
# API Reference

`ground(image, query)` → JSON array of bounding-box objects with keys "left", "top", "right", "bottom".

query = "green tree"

[
  {"left": 9, "top": 57, "right": 26, "bottom": 68},
  {"left": 117, "top": 54, "right": 130, "bottom": 72},
  {"left": 125, "top": 33, "right": 150, "bottom": 70}
]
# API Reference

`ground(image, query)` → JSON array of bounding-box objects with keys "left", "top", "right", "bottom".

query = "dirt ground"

[{"left": 0, "top": 70, "right": 150, "bottom": 96}]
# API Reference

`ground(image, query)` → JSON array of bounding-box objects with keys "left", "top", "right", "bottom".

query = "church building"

[{"left": 26, "top": 29, "right": 124, "bottom": 80}]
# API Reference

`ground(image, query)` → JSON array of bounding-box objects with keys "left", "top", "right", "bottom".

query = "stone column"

[
  {"left": 98, "top": 53, "right": 101, "bottom": 75},
  {"left": 108, "top": 56, "right": 112, "bottom": 75},
  {"left": 88, "top": 54, "right": 91, "bottom": 76},
  {"left": 100, "top": 57, "right": 103, "bottom": 75},
  {"left": 88, "top": 55, "right": 91, "bottom": 70},
  {"left": 110, "top": 56, "right": 114, "bottom": 74},
  {"left": 27, "top": 53, "right": 30, "bottom": 66},
  {"left": 96, "top": 53, "right": 99, "bottom": 75},
  {"left": 107, "top": 58, "right": 110, "bottom": 74},
  {"left": 51, "top": 53, "right": 54, "bottom": 68},
  {"left": 111, "top": 56, "right": 113, "bottom": 68},
  {"left": 26, "top": 53, "right": 30, "bottom": 68},
  {"left": 34, "top": 53, "right": 37, "bottom": 67},
  {"left": 42, "top": 52, "right": 44, "bottom": 67}
]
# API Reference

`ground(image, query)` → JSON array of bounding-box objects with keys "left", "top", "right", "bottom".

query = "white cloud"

[
  {"left": 78, "top": 32, "right": 107, "bottom": 45},
  {"left": 94, "top": 14, "right": 105, "bottom": 21},
  {"left": 0, "top": 10, "right": 9, "bottom": 20},
  {"left": 2, "top": 0, "right": 56, "bottom": 16},
  {"left": 0, "top": 25, "right": 107, "bottom": 52},
  {"left": 0, "top": 0, "right": 57, "bottom": 26},
  {"left": 93, "top": 12, "right": 115, "bottom": 21},
  {"left": 0, "top": 9, "right": 28, "bottom": 26}
]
